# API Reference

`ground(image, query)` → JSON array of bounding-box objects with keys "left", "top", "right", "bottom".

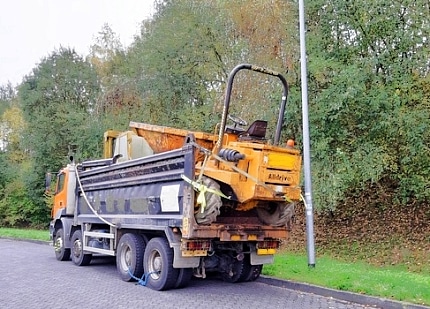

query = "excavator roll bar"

[{"left": 216, "top": 63, "right": 289, "bottom": 151}]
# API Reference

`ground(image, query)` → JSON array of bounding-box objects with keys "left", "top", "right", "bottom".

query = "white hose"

[{"left": 75, "top": 167, "right": 116, "bottom": 228}]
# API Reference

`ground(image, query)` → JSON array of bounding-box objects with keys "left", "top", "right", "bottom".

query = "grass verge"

[
  {"left": 0, "top": 227, "right": 50, "bottom": 242},
  {"left": 263, "top": 250, "right": 430, "bottom": 306},
  {"left": 1, "top": 228, "right": 429, "bottom": 306}
]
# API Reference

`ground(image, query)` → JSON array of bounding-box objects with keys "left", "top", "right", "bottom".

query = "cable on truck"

[{"left": 75, "top": 169, "right": 117, "bottom": 228}]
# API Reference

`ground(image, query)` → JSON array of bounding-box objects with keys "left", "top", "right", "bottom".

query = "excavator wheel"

[
  {"left": 257, "top": 202, "right": 295, "bottom": 228},
  {"left": 194, "top": 177, "right": 222, "bottom": 225}
]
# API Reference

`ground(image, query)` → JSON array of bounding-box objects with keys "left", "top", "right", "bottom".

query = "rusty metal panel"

[
  {"left": 129, "top": 121, "right": 216, "bottom": 155},
  {"left": 185, "top": 222, "right": 288, "bottom": 241}
]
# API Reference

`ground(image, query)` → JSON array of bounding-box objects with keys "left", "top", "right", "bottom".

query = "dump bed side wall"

[
  {"left": 129, "top": 121, "right": 216, "bottom": 155},
  {"left": 75, "top": 146, "right": 195, "bottom": 229}
]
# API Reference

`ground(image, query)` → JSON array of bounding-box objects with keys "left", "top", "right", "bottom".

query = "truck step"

[{"left": 83, "top": 231, "right": 115, "bottom": 256}]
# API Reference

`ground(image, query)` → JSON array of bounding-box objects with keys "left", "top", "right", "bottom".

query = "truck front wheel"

[
  {"left": 144, "top": 237, "right": 179, "bottom": 291},
  {"left": 116, "top": 233, "right": 145, "bottom": 282},
  {"left": 54, "top": 228, "right": 70, "bottom": 261},
  {"left": 71, "top": 230, "right": 92, "bottom": 266}
]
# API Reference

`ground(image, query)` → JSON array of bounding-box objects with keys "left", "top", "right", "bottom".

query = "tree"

[
  {"left": 1, "top": 104, "right": 26, "bottom": 162},
  {"left": 127, "top": 0, "right": 299, "bottom": 136},
  {"left": 305, "top": 0, "right": 430, "bottom": 208},
  {"left": 18, "top": 47, "right": 101, "bottom": 224},
  {"left": 0, "top": 91, "right": 36, "bottom": 227},
  {"left": 0, "top": 83, "right": 16, "bottom": 149},
  {"left": 88, "top": 24, "right": 145, "bottom": 131}
]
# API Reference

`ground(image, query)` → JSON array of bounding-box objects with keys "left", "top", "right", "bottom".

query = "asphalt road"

[{"left": 0, "top": 238, "right": 416, "bottom": 309}]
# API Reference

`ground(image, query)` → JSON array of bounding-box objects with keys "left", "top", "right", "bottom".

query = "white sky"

[{"left": 0, "top": 0, "right": 155, "bottom": 86}]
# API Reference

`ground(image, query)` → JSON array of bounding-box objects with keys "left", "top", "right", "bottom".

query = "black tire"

[
  {"left": 116, "top": 233, "right": 145, "bottom": 282},
  {"left": 54, "top": 228, "right": 70, "bottom": 261},
  {"left": 238, "top": 254, "right": 263, "bottom": 282},
  {"left": 257, "top": 202, "right": 295, "bottom": 227},
  {"left": 174, "top": 268, "right": 193, "bottom": 289},
  {"left": 71, "top": 230, "right": 92, "bottom": 266},
  {"left": 195, "top": 177, "right": 222, "bottom": 225},
  {"left": 246, "top": 264, "right": 263, "bottom": 281},
  {"left": 238, "top": 255, "right": 251, "bottom": 282},
  {"left": 143, "top": 237, "right": 179, "bottom": 291},
  {"left": 221, "top": 256, "right": 244, "bottom": 283}
]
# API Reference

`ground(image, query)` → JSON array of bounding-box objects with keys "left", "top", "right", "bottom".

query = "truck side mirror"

[{"left": 45, "top": 173, "right": 52, "bottom": 193}]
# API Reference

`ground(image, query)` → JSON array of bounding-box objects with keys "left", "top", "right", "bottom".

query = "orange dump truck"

[{"left": 48, "top": 64, "right": 302, "bottom": 290}]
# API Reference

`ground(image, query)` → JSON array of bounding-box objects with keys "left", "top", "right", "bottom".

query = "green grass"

[
  {"left": 1, "top": 228, "right": 429, "bottom": 306},
  {"left": 263, "top": 251, "right": 430, "bottom": 306},
  {"left": 0, "top": 227, "right": 50, "bottom": 242}
]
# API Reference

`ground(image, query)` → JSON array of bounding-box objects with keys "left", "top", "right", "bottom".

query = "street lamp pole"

[{"left": 298, "top": 0, "right": 316, "bottom": 267}]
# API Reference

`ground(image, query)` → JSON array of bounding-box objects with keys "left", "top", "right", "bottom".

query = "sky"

[{"left": 0, "top": 0, "right": 155, "bottom": 86}]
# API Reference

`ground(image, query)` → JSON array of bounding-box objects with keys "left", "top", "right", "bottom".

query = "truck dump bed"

[
  {"left": 129, "top": 121, "right": 217, "bottom": 155},
  {"left": 76, "top": 145, "right": 196, "bottom": 228}
]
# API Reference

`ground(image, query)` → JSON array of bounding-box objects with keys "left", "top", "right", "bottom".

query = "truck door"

[{"left": 51, "top": 171, "right": 67, "bottom": 218}]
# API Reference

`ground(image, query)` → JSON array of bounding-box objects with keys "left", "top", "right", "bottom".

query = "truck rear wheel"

[
  {"left": 221, "top": 255, "right": 244, "bottom": 283},
  {"left": 54, "top": 228, "right": 70, "bottom": 261},
  {"left": 144, "top": 237, "right": 179, "bottom": 291},
  {"left": 116, "top": 233, "right": 145, "bottom": 282},
  {"left": 71, "top": 230, "right": 92, "bottom": 266},
  {"left": 246, "top": 264, "right": 263, "bottom": 281},
  {"left": 239, "top": 254, "right": 262, "bottom": 282},
  {"left": 174, "top": 268, "right": 193, "bottom": 289}
]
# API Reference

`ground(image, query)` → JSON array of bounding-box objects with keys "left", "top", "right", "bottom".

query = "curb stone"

[{"left": 258, "top": 275, "right": 429, "bottom": 309}]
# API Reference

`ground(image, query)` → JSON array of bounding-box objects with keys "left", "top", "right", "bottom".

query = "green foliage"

[
  {"left": 0, "top": 183, "right": 26, "bottom": 226},
  {"left": 88, "top": 24, "right": 147, "bottom": 132},
  {"left": 129, "top": 0, "right": 235, "bottom": 127},
  {"left": 0, "top": 83, "right": 15, "bottom": 116},
  {"left": 305, "top": 0, "right": 430, "bottom": 207},
  {"left": 0, "top": 152, "right": 8, "bottom": 193},
  {"left": 19, "top": 47, "right": 101, "bottom": 169},
  {"left": 16, "top": 47, "right": 101, "bottom": 223},
  {"left": 0, "top": 176, "right": 38, "bottom": 227}
]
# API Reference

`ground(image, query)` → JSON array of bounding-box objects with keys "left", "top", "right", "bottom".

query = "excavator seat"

[{"left": 238, "top": 120, "right": 267, "bottom": 141}]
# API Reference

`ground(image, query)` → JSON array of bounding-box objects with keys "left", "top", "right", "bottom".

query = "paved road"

[{"left": 0, "top": 238, "right": 374, "bottom": 309}]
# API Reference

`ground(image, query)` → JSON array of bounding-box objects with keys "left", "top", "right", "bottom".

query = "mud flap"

[
  {"left": 250, "top": 251, "right": 274, "bottom": 265},
  {"left": 172, "top": 243, "right": 200, "bottom": 268}
]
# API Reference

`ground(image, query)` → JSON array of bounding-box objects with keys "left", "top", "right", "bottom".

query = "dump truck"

[{"left": 47, "top": 64, "right": 302, "bottom": 291}]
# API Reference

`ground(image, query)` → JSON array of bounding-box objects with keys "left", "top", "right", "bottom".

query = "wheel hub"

[
  {"left": 73, "top": 240, "right": 82, "bottom": 257},
  {"left": 148, "top": 251, "right": 162, "bottom": 279},
  {"left": 54, "top": 238, "right": 62, "bottom": 252}
]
